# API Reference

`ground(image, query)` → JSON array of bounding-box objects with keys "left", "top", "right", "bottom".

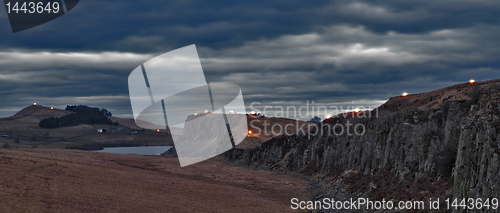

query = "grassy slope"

[
  {"left": 0, "top": 148, "right": 308, "bottom": 213},
  {"left": 0, "top": 105, "right": 172, "bottom": 149}
]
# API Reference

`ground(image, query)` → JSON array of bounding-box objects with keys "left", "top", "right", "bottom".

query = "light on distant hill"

[
  {"left": 33, "top": 103, "right": 37, "bottom": 106},
  {"left": 470, "top": 79, "right": 475, "bottom": 84},
  {"left": 402, "top": 92, "right": 408, "bottom": 97}
]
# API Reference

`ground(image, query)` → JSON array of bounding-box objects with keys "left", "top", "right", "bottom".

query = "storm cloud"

[{"left": 1, "top": 0, "right": 500, "bottom": 119}]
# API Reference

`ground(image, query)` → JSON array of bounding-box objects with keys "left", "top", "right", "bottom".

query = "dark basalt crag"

[{"left": 223, "top": 79, "right": 500, "bottom": 210}]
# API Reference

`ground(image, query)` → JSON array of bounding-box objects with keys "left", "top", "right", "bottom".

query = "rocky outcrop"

[{"left": 224, "top": 79, "right": 500, "bottom": 211}]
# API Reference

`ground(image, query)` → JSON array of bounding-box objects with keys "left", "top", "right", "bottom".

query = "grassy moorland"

[
  {"left": 0, "top": 148, "right": 309, "bottom": 212},
  {"left": 0, "top": 105, "right": 313, "bottom": 212}
]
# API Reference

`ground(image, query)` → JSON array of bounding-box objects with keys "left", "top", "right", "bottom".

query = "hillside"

[
  {"left": 0, "top": 105, "right": 172, "bottom": 149},
  {"left": 382, "top": 78, "right": 500, "bottom": 112},
  {"left": 0, "top": 105, "right": 72, "bottom": 126},
  {"left": 0, "top": 104, "right": 313, "bottom": 151},
  {"left": 0, "top": 148, "right": 309, "bottom": 212},
  {"left": 0, "top": 106, "right": 315, "bottom": 212},
  {"left": 223, "top": 79, "right": 500, "bottom": 209}
]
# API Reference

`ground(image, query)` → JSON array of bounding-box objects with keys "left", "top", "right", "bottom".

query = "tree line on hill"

[
  {"left": 65, "top": 105, "right": 112, "bottom": 116},
  {"left": 39, "top": 105, "right": 118, "bottom": 129}
]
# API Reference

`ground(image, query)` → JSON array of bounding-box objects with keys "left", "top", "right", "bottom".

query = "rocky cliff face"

[{"left": 224, "top": 79, "right": 500, "bottom": 209}]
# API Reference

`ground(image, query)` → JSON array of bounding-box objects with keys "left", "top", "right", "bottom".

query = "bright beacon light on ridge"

[
  {"left": 470, "top": 79, "right": 475, "bottom": 84},
  {"left": 402, "top": 92, "right": 408, "bottom": 97}
]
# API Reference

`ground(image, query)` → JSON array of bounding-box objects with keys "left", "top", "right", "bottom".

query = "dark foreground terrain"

[{"left": 0, "top": 148, "right": 308, "bottom": 212}]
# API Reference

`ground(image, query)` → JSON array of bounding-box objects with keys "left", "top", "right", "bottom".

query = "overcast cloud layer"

[{"left": 1, "top": 0, "right": 500, "bottom": 119}]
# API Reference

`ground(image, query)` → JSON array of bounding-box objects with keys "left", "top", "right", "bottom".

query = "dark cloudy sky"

[{"left": 1, "top": 0, "right": 500, "bottom": 120}]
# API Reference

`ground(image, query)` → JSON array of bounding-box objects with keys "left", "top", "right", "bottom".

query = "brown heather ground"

[
  {"left": 0, "top": 148, "right": 308, "bottom": 213},
  {"left": 0, "top": 105, "right": 315, "bottom": 212}
]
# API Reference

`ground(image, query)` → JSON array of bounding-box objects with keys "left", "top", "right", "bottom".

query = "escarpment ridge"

[{"left": 224, "top": 79, "right": 500, "bottom": 207}]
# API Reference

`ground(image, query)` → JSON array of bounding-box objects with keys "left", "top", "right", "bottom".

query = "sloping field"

[{"left": 0, "top": 148, "right": 308, "bottom": 212}]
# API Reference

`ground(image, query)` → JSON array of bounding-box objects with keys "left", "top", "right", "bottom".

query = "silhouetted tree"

[
  {"left": 310, "top": 116, "right": 322, "bottom": 122},
  {"left": 39, "top": 109, "right": 115, "bottom": 129},
  {"left": 65, "top": 105, "right": 112, "bottom": 116}
]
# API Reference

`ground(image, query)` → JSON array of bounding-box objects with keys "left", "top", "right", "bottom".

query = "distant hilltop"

[
  {"left": 381, "top": 78, "right": 500, "bottom": 112},
  {"left": 0, "top": 104, "right": 71, "bottom": 123},
  {"left": 0, "top": 104, "right": 146, "bottom": 131},
  {"left": 0, "top": 104, "right": 172, "bottom": 150},
  {"left": 38, "top": 105, "right": 116, "bottom": 129}
]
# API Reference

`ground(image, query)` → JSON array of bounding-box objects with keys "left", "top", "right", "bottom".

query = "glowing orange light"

[
  {"left": 354, "top": 108, "right": 360, "bottom": 113},
  {"left": 248, "top": 130, "right": 252, "bottom": 134},
  {"left": 33, "top": 103, "right": 37, "bottom": 106},
  {"left": 50, "top": 107, "right": 54, "bottom": 110},
  {"left": 469, "top": 79, "right": 475, "bottom": 84},
  {"left": 402, "top": 92, "right": 408, "bottom": 97},
  {"left": 156, "top": 129, "right": 160, "bottom": 132},
  {"left": 326, "top": 115, "right": 331, "bottom": 119}
]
